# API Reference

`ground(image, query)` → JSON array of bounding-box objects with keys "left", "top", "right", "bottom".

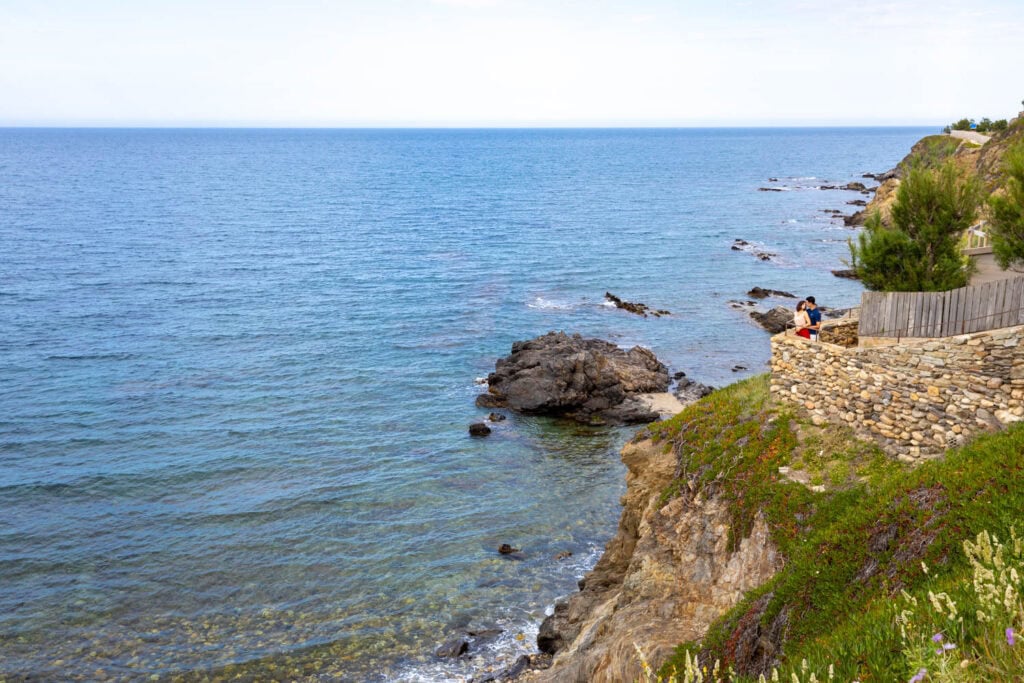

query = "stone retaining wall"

[{"left": 770, "top": 324, "right": 1024, "bottom": 461}]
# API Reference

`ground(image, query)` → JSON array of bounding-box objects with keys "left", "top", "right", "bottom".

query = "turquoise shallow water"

[{"left": 0, "top": 127, "right": 931, "bottom": 681}]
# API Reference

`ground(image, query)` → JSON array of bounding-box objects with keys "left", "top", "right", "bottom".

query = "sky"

[{"left": 0, "top": 0, "right": 1022, "bottom": 127}]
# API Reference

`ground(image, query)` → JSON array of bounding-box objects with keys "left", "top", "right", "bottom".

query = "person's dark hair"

[
  {"left": 806, "top": 296, "right": 816, "bottom": 304},
  {"left": 796, "top": 301, "right": 806, "bottom": 311}
]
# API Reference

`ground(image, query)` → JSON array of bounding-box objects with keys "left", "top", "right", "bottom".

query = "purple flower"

[
  {"left": 1008, "top": 627, "right": 1016, "bottom": 646},
  {"left": 931, "top": 633, "right": 943, "bottom": 643},
  {"left": 909, "top": 668, "right": 927, "bottom": 683}
]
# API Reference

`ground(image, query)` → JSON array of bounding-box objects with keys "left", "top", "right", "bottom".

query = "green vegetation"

[
  {"left": 944, "top": 117, "right": 1009, "bottom": 134},
  {"left": 636, "top": 374, "right": 1024, "bottom": 682},
  {"left": 849, "top": 161, "right": 979, "bottom": 291},
  {"left": 989, "top": 141, "right": 1024, "bottom": 269}
]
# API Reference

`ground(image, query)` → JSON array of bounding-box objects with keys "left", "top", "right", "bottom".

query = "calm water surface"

[{"left": 0, "top": 127, "right": 931, "bottom": 681}]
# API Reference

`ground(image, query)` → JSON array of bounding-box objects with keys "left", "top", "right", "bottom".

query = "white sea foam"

[{"left": 527, "top": 296, "right": 576, "bottom": 311}]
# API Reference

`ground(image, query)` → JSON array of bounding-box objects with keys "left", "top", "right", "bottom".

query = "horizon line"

[{"left": 0, "top": 122, "right": 944, "bottom": 130}]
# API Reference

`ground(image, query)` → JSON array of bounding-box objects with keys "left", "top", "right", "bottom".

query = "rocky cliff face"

[
  {"left": 524, "top": 436, "right": 782, "bottom": 682},
  {"left": 864, "top": 119, "right": 1024, "bottom": 225}
]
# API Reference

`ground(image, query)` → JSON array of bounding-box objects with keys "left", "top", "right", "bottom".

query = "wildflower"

[
  {"left": 931, "top": 633, "right": 943, "bottom": 643},
  {"left": 1008, "top": 627, "right": 1016, "bottom": 646},
  {"left": 909, "top": 668, "right": 927, "bottom": 683}
]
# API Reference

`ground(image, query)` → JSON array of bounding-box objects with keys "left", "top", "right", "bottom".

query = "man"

[{"left": 805, "top": 296, "right": 822, "bottom": 341}]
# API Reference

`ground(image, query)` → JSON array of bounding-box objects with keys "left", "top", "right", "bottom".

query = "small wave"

[
  {"left": 526, "top": 296, "right": 575, "bottom": 311},
  {"left": 46, "top": 352, "right": 138, "bottom": 361}
]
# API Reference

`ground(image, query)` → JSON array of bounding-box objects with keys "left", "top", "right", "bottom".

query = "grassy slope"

[{"left": 648, "top": 374, "right": 1024, "bottom": 681}]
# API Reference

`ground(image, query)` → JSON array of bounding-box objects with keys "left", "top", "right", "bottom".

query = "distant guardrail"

[{"left": 859, "top": 276, "right": 1024, "bottom": 339}]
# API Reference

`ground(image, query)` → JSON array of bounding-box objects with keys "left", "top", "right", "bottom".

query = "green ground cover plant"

[{"left": 637, "top": 374, "right": 1024, "bottom": 682}]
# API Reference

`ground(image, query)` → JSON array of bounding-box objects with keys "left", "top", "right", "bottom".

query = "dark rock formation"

[
  {"left": 487, "top": 412, "right": 506, "bottom": 422},
  {"left": 478, "top": 654, "right": 548, "bottom": 682},
  {"left": 820, "top": 181, "right": 871, "bottom": 192},
  {"left": 749, "top": 306, "right": 793, "bottom": 334},
  {"left": 498, "top": 544, "right": 520, "bottom": 555},
  {"left": 435, "top": 637, "right": 469, "bottom": 658},
  {"left": 469, "top": 422, "right": 492, "bottom": 437},
  {"left": 674, "top": 376, "right": 715, "bottom": 404},
  {"left": 831, "top": 269, "right": 859, "bottom": 280},
  {"left": 847, "top": 199, "right": 868, "bottom": 207},
  {"left": 475, "top": 332, "right": 669, "bottom": 424},
  {"left": 844, "top": 209, "right": 866, "bottom": 226},
  {"left": 757, "top": 187, "right": 784, "bottom": 192},
  {"left": 604, "top": 292, "right": 670, "bottom": 318},
  {"left": 537, "top": 602, "right": 569, "bottom": 655},
  {"left": 747, "top": 287, "right": 795, "bottom": 299}
]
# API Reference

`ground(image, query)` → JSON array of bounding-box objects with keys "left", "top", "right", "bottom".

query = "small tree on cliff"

[
  {"left": 850, "top": 161, "right": 979, "bottom": 291},
  {"left": 989, "top": 141, "right": 1024, "bottom": 269}
]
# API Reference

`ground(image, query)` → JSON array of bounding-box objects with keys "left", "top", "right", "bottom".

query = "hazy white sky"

[{"left": 1, "top": 0, "right": 1021, "bottom": 126}]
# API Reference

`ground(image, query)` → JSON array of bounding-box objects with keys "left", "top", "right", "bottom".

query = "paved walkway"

[
  {"left": 970, "top": 252, "right": 1024, "bottom": 285},
  {"left": 949, "top": 130, "right": 992, "bottom": 145}
]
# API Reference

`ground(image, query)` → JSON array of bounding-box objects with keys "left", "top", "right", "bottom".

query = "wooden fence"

[{"left": 859, "top": 276, "right": 1024, "bottom": 339}]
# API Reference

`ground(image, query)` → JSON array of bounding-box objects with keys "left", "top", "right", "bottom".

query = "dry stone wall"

[{"left": 771, "top": 323, "right": 1024, "bottom": 461}]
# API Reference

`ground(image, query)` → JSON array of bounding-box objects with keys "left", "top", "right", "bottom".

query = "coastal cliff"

[
  {"left": 518, "top": 376, "right": 789, "bottom": 681},
  {"left": 526, "top": 436, "right": 780, "bottom": 682},
  {"left": 513, "top": 370, "right": 1024, "bottom": 681},
  {"left": 863, "top": 117, "right": 1024, "bottom": 225}
]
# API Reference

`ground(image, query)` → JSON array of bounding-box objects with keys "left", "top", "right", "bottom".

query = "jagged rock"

[
  {"left": 469, "top": 422, "right": 492, "bottom": 437},
  {"left": 844, "top": 210, "right": 866, "bottom": 226},
  {"left": 487, "top": 412, "right": 506, "bottom": 422},
  {"left": 554, "top": 550, "right": 573, "bottom": 560},
  {"left": 477, "top": 654, "right": 543, "bottom": 682},
  {"left": 674, "top": 377, "right": 715, "bottom": 404},
  {"left": 435, "top": 637, "right": 469, "bottom": 658},
  {"left": 747, "top": 287, "right": 795, "bottom": 299},
  {"left": 847, "top": 199, "right": 868, "bottom": 206},
  {"left": 604, "top": 292, "right": 670, "bottom": 318},
  {"left": 757, "top": 187, "right": 784, "bottom": 192},
  {"left": 732, "top": 365, "right": 748, "bottom": 372},
  {"left": 749, "top": 306, "right": 793, "bottom": 334},
  {"left": 537, "top": 602, "right": 569, "bottom": 655},
  {"left": 498, "top": 544, "right": 520, "bottom": 554},
  {"left": 476, "top": 332, "right": 670, "bottom": 424},
  {"left": 831, "top": 269, "right": 859, "bottom": 280}
]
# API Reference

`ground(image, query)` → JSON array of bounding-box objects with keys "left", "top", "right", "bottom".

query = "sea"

[{"left": 0, "top": 127, "right": 932, "bottom": 681}]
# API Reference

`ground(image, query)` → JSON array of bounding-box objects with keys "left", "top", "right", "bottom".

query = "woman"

[{"left": 794, "top": 300, "right": 812, "bottom": 339}]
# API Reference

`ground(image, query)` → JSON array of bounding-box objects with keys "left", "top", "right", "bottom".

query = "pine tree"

[
  {"left": 850, "top": 162, "right": 979, "bottom": 291},
  {"left": 989, "top": 141, "right": 1024, "bottom": 269}
]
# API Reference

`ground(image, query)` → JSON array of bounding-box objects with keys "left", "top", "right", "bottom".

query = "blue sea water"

[{"left": 0, "top": 127, "right": 931, "bottom": 681}]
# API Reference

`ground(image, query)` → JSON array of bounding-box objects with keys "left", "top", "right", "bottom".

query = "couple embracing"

[{"left": 793, "top": 296, "right": 821, "bottom": 341}]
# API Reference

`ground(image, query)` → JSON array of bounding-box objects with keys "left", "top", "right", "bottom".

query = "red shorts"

[{"left": 796, "top": 329, "right": 811, "bottom": 339}]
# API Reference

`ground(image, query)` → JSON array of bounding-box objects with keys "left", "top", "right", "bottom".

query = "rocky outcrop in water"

[
  {"left": 747, "top": 287, "right": 795, "bottom": 299},
  {"left": 749, "top": 306, "right": 793, "bottom": 334},
  {"left": 519, "top": 437, "right": 781, "bottom": 682},
  {"left": 604, "top": 292, "right": 670, "bottom": 318},
  {"left": 476, "top": 332, "right": 670, "bottom": 424}
]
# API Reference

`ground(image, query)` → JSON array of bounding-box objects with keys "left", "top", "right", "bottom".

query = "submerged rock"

[
  {"left": 435, "top": 637, "right": 469, "bottom": 658},
  {"left": 476, "top": 332, "right": 669, "bottom": 424},
  {"left": 469, "top": 422, "right": 492, "bottom": 437}
]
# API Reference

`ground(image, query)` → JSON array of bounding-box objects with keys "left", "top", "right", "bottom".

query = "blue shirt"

[{"left": 808, "top": 306, "right": 822, "bottom": 328}]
